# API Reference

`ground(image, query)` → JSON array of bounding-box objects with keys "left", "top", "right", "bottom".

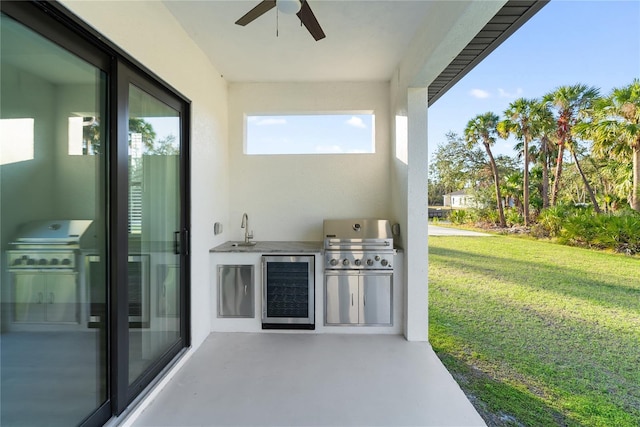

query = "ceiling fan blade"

[
  {"left": 296, "top": 0, "right": 326, "bottom": 41},
  {"left": 235, "top": 0, "right": 276, "bottom": 26}
]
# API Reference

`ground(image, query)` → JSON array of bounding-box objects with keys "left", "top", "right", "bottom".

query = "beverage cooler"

[{"left": 261, "top": 255, "right": 314, "bottom": 329}]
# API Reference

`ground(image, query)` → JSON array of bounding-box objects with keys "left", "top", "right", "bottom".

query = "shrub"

[
  {"left": 505, "top": 208, "right": 523, "bottom": 227},
  {"left": 558, "top": 209, "right": 640, "bottom": 254},
  {"left": 450, "top": 209, "right": 467, "bottom": 224},
  {"left": 558, "top": 208, "right": 598, "bottom": 247},
  {"left": 536, "top": 204, "right": 576, "bottom": 237}
]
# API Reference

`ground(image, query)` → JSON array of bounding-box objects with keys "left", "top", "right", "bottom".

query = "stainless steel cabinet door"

[
  {"left": 218, "top": 265, "right": 254, "bottom": 318},
  {"left": 13, "top": 274, "right": 46, "bottom": 322},
  {"left": 325, "top": 273, "right": 358, "bottom": 325},
  {"left": 13, "top": 273, "right": 78, "bottom": 323},
  {"left": 359, "top": 273, "right": 392, "bottom": 325},
  {"left": 45, "top": 273, "right": 78, "bottom": 323}
]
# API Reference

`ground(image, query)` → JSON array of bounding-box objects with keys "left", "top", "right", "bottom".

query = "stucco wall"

[
  {"left": 228, "top": 82, "right": 391, "bottom": 241},
  {"left": 60, "top": 0, "right": 229, "bottom": 349}
]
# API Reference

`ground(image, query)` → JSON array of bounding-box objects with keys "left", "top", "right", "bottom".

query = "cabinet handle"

[
  {"left": 38, "top": 292, "right": 44, "bottom": 304},
  {"left": 49, "top": 292, "right": 55, "bottom": 304},
  {"left": 244, "top": 285, "right": 248, "bottom": 296},
  {"left": 363, "top": 294, "right": 366, "bottom": 306},
  {"left": 351, "top": 293, "right": 354, "bottom": 306}
]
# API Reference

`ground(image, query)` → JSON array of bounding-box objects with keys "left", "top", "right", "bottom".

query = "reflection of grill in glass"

[{"left": 7, "top": 220, "right": 94, "bottom": 327}]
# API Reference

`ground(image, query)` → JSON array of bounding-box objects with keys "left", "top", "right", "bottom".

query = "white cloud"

[
  {"left": 498, "top": 88, "right": 524, "bottom": 98},
  {"left": 256, "top": 118, "right": 287, "bottom": 126},
  {"left": 469, "top": 89, "right": 491, "bottom": 99},
  {"left": 345, "top": 116, "right": 367, "bottom": 129}
]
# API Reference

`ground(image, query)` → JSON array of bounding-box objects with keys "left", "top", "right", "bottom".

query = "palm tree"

[
  {"left": 497, "top": 98, "right": 542, "bottom": 226},
  {"left": 567, "top": 135, "right": 602, "bottom": 213},
  {"left": 465, "top": 112, "right": 506, "bottom": 227},
  {"left": 533, "top": 102, "right": 556, "bottom": 209},
  {"left": 543, "top": 84, "right": 600, "bottom": 208},
  {"left": 576, "top": 79, "right": 640, "bottom": 211}
]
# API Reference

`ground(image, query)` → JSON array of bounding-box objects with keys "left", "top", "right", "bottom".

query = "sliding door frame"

[{"left": 114, "top": 61, "right": 191, "bottom": 413}]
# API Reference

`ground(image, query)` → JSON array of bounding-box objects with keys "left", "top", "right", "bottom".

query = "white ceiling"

[{"left": 162, "top": 0, "right": 441, "bottom": 82}]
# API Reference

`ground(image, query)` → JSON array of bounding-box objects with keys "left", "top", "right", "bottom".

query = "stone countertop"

[{"left": 210, "top": 241, "right": 323, "bottom": 253}]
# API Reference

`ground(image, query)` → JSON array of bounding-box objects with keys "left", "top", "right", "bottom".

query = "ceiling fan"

[{"left": 235, "top": 0, "right": 326, "bottom": 41}]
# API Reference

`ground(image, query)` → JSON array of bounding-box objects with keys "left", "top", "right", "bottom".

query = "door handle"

[
  {"left": 175, "top": 229, "right": 189, "bottom": 255},
  {"left": 174, "top": 231, "right": 180, "bottom": 255},
  {"left": 351, "top": 293, "right": 354, "bottom": 306},
  {"left": 183, "top": 228, "right": 189, "bottom": 256}
]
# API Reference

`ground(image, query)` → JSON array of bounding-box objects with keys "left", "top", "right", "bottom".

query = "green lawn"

[{"left": 428, "top": 235, "right": 640, "bottom": 427}]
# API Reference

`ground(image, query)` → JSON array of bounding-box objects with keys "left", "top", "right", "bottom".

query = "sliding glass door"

[
  {"left": 0, "top": 2, "right": 190, "bottom": 425},
  {"left": 0, "top": 11, "right": 109, "bottom": 427},
  {"left": 122, "top": 75, "right": 187, "bottom": 391}
]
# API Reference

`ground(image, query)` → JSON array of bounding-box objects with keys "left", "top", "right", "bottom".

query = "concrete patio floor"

[{"left": 129, "top": 333, "right": 486, "bottom": 426}]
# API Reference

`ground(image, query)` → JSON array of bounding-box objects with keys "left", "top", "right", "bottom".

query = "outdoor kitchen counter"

[{"left": 210, "top": 241, "right": 323, "bottom": 253}]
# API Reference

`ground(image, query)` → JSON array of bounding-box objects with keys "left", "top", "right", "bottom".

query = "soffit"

[{"left": 428, "top": 0, "right": 548, "bottom": 104}]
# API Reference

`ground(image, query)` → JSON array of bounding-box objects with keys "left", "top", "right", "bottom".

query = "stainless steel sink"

[{"left": 232, "top": 241, "right": 257, "bottom": 247}]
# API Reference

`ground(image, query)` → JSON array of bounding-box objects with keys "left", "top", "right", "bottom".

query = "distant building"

[{"left": 443, "top": 190, "right": 475, "bottom": 208}]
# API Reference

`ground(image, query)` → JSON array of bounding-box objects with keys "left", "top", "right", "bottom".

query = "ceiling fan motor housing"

[{"left": 277, "top": 0, "right": 302, "bottom": 15}]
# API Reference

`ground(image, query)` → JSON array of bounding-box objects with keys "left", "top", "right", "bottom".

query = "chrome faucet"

[{"left": 240, "top": 213, "right": 253, "bottom": 243}]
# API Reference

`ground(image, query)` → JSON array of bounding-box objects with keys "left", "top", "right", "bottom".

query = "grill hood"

[
  {"left": 323, "top": 219, "right": 392, "bottom": 240},
  {"left": 12, "top": 220, "right": 93, "bottom": 245}
]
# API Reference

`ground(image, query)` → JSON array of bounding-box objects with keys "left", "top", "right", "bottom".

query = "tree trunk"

[
  {"left": 542, "top": 137, "right": 550, "bottom": 209},
  {"left": 523, "top": 136, "right": 530, "bottom": 226},
  {"left": 632, "top": 146, "right": 640, "bottom": 212},
  {"left": 485, "top": 144, "right": 506, "bottom": 227},
  {"left": 572, "top": 150, "right": 601, "bottom": 213},
  {"left": 551, "top": 142, "right": 564, "bottom": 206}
]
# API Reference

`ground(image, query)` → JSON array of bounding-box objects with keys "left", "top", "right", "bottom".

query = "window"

[
  {"left": 0, "top": 118, "right": 34, "bottom": 165},
  {"left": 245, "top": 113, "right": 375, "bottom": 155}
]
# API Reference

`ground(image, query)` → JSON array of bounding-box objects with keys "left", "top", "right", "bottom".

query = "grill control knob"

[
  {"left": 354, "top": 259, "right": 362, "bottom": 266},
  {"left": 13, "top": 258, "right": 22, "bottom": 266},
  {"left": 374, "top": 255, "right": 381, "bottom": 261},
  {"left": 329, "top": 259, "right": 339, "bottom": 266},
  {"left": 27, "top": 258, "right": 36, "bottom": 266},
  {"left": 342, "top": 259, "right": 350, "bottom": 266},
  {"left": 61, "top": 259, "right": 72, "bottom": 266},
  {"left": 39, "top": 259, "right": 47, "bottom": 265},
  {"left": 381, "top": 259, "right": 389, "bottom": 267},
  {"left": 366, "top": 259, "right": 374, "bottom": 266},
  {"left": 50, "top": 258, "right": 60, "bottom": 266}
]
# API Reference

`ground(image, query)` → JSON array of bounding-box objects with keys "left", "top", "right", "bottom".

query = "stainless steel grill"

[
  {"left": 323, "top": 219, "right": 395, "bottom": 270},
  {"left": 323, "top": 219, "right": 396, "bottom": 326},
  {"left": 7, "top": 220, "right": 93, "bottom": 271},
  {"left": 6, "top": 220, "right": 93, "bottom": 326}
]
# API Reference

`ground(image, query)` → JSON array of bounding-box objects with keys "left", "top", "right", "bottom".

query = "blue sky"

[
  {"left": 246, "top": 114, "right": 374, "bottom": 154},
  {"left": 428, "top": 0, "right": 640, "bottom": 159}
]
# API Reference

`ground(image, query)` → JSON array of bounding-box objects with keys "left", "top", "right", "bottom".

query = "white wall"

[
  {"left": 60, "top": 0, "right": 230, "bottom": 349},
  {"left": 228, "top": 82, "right": 391, "bottom": 241}
]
